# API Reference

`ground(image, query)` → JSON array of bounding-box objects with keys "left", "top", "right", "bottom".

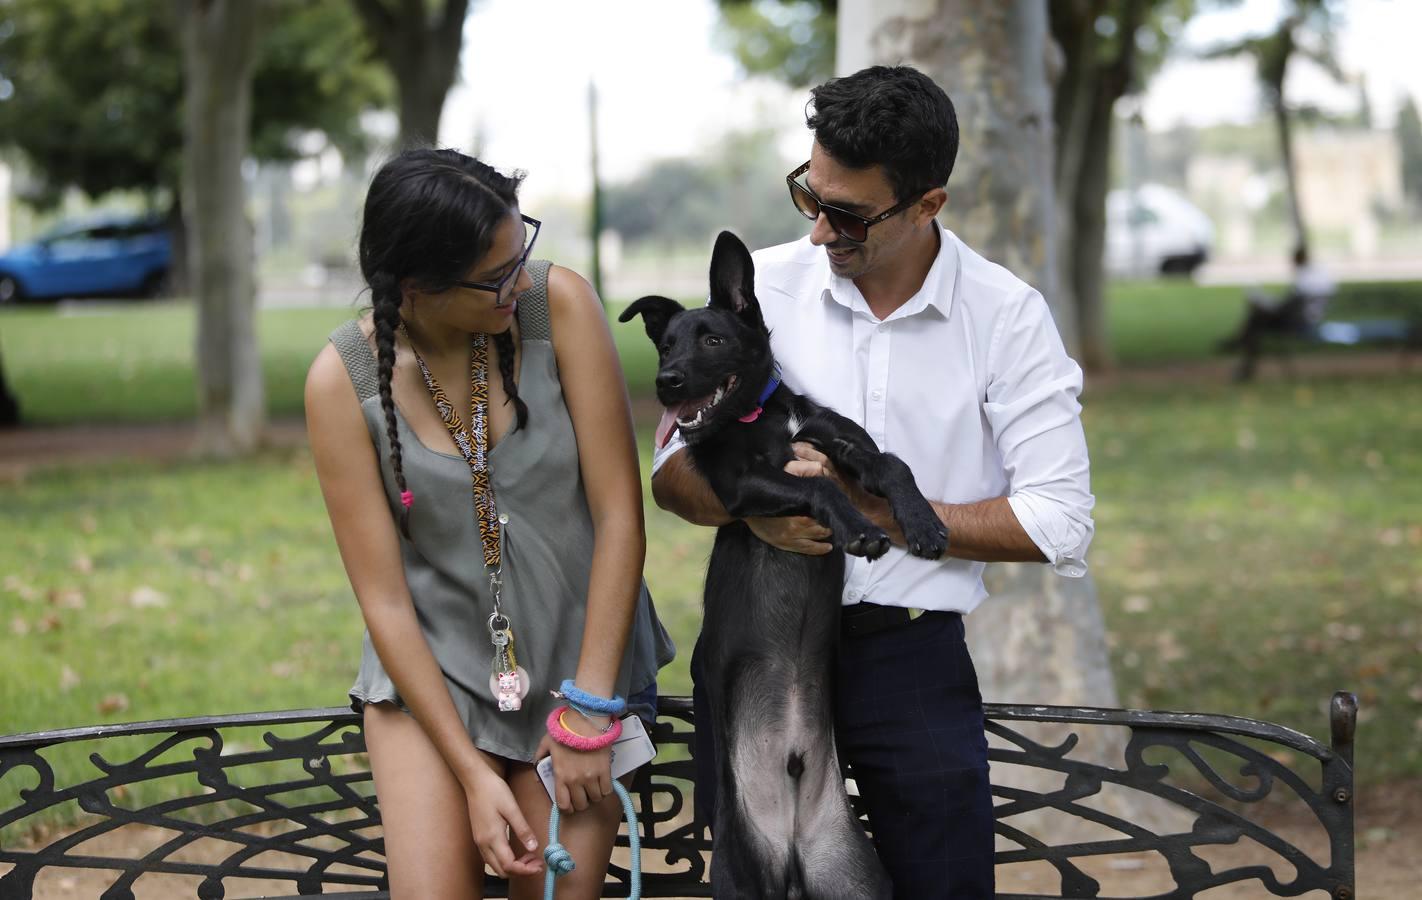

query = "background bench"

[
  {"left": 1230, "top": 281, "right": 1422, "bottom": 380},
  {"left": 0, "top": 694, "right": 1357, "bottom": 899}
]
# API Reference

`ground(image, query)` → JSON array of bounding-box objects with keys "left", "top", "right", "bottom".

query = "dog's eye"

[{"left": 703, "top": 335, "right": 724, "bottom": 347}]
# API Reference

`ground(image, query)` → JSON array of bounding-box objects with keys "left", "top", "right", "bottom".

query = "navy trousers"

[{"left": 691, "top": 608, "right": 995, "bottom": 899}]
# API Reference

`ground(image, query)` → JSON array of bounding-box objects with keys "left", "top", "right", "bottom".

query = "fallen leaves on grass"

[
  {"left": 97, "top": 694, "right": 130, "bottom": 715},
  {"left": 129, "top": 586, "right": 169, "bottom": 608},
  {"left": 11, "top": 615, "right": 30, "bottom": 636},
  {"left": 5, "top": 575, "right": 40, "bottom": 602},
  {"left": 48, "top": 587, "right": 85, "bottom": 609},
  {"left": 59, "top": 665, "right": 81, "bottom": 692}
]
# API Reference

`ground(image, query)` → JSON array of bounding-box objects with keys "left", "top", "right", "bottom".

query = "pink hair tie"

[
  {"left": 546, "top": 705, "right": 622, "bottom": 752},
  {"left": 399, "top": 490, "right": 414, "bottom": 509}
]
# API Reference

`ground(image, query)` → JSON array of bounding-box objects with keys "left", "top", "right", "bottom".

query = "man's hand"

[
  {"left": 784, "top": 442, "right": 894, "bottom": 532},
  {"left": 745, "top": 514, "right": 835, "bottom": 555},
  {"left": 746, "top": 442, "right": 886, "bottom": 555}
]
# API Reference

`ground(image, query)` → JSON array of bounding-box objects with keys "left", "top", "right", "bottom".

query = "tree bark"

[
  {"left": 839, "top": 0, "right": 1175, "bottom": 839},
  {"left": 351, "top": 0, "right": 469, "bottom": 149},
  {"left": 588, "top": 79, "right": 605, "bottom": 302},
  {"left": 179, "top": 0, "right": 266, "bottom": 456},
  {"left": 1071, "top": 108, "right": 1115, "bottom": 372},
  {"left": 0, "top": 345, "right": 20, "bottom": 427},
  {"left": 1274, "top": 94, "right": 1309, "bottom": 256},
  {"left": 1050, "top": 0, "right": 1145, "bottom": 374}
]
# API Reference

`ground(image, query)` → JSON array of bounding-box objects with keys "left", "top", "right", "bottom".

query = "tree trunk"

[
  {"left": 352, "top": 0, "right": 470, "bottom": 149},
  {"left": 0, "top": 346, "right": 20, "bottom": 427},
  {"left": 1273, "top": 95, "right": 1309, "bottom": 256},
  {"left": 839, "top": 0, "right": 1175, "bottom": 840},
  {"left": 179, "top": 0, "right": 266, "bottom": 456},
  {"left": 1048, "top": 0, "right": 1099, "bottom": 358},
  {"left": 392, "top": 59, "right": 451, "bottom": 148},
  {"left": 1051, "top": 0, "right": 1143, "bottom": 374},
  {"left": 1070, "top": 90, "right": 1117, "bottom": 373},
  {"left": 588, "top": 79, "right": 605, "bottom": 302},
  {"left": 166, "top": 195, "right": 189, "bottom": 298}
]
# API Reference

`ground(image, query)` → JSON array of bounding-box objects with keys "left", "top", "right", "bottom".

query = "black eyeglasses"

[
  {"left": 786, "top": 161, "right": 922, "bottom": 244},
  {"left": 454, "top": 215, "right": 541, "bottom": 305}
]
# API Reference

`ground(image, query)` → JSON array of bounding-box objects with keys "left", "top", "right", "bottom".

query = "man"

[
  {"left": 1221, "top": 245, "right": 1336, "bottom": 380},
  {"left": 652, "top": 65, "right": 1094, "bottom": 898}
]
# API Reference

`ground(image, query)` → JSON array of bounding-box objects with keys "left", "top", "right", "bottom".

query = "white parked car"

[{"left": 1104, "top": 184, "right": 1214, "bottom": 278}]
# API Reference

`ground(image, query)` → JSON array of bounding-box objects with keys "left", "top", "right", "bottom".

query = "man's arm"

[
  {"left": 649, "top": 448, "right": 731, "bottom": 526},
  {"left": 784, "top": 444, "right": 1044, "bottom": 563},
  {"left": 651, "top": 447, "right": 836, "bottom": 557}
]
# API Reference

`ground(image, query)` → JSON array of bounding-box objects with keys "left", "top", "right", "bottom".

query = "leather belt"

[{"left": 841, "top": 602, "right": 934, "bottom": 638}]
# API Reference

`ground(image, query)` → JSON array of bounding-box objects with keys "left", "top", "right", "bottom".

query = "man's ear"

[
  {"left": 916, "top": 187, "right": 948, "bottom": 225},
  {"left": 708, "top": 231, "right": 763, "bottom": 329},
  {"left": 617, "top": 295, "right": 685, "bottom": 344}
]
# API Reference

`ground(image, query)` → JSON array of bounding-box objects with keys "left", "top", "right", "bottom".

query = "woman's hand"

[
  {"left": 538, "top": 711, "right": 614, "bottom": 814},
  {"left": 463, "top": 766, "right": 543, "bottom": 878}
]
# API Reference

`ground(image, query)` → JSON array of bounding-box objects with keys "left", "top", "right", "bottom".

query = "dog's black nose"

[{"left": 656, "top": 370, "right": 686, "bottom": 391}]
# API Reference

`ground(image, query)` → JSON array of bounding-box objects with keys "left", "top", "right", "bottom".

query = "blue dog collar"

[{"left": 738, "top": 368, "right": 781, "bottom": 424}]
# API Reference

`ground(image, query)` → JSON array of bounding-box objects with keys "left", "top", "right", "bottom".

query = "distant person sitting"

[{"left": 1219, "top": 246, "right": 1335, "bottom": 381}]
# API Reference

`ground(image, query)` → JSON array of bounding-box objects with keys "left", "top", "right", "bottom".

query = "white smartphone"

[{"left": 537, "top": 713, "right": 657, "bottom": 800}]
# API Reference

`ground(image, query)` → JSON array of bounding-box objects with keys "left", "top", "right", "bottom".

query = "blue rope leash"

[{"left": 542, "top": 779, "right": 641, "bottom": 900}]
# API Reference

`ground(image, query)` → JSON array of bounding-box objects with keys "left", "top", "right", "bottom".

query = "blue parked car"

[{"left": 0, "top": 213, "right": 172, "bottom": 304}]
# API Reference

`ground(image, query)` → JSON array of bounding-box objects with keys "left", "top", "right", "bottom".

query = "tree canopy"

[
  {"left": 0, "top": 0, "right": 390, "bottom": 207},
  {"left": 603, "top": 128, "right": 808, "bottom": 252},
  {"left": 715, "top": 0, "right": 836, "bottom": 89}
]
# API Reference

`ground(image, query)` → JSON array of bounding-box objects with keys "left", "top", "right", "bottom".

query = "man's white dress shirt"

[{"left": 652, "top": 223, "right": 1094, "bottom": 615}]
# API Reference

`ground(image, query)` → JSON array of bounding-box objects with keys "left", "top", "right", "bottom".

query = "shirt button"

[
  {"left": 847, "top": 590, "right": 860, "bottom": 601},
  {"left": 871, "top": 390, "right": 883, "bottom": 401}
]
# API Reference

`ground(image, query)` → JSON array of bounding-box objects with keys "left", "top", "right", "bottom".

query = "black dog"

[{"left": 621, "top": 232, "right": 948, "bottom": 899}]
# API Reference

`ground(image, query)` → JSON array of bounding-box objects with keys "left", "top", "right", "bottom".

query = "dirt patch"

[{"left": 0, "top": 419, "right": 310, "bottom": 481}]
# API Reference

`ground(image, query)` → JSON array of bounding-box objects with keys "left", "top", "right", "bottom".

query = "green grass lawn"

[
  {"left": 5, "top": 373, "right": 1420, "bottom": 770},
  {"left": 2, "top": 279, "right": 1417, "bottom": 424},
  {"left": 3, "top": 282, "right": 1421, "bottom": 839}
]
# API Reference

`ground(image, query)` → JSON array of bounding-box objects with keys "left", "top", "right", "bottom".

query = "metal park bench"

[
  {"left": 1227, "top": 282, "right": 1421, "bottom": 381},
  {"left": 0, "top": 693, "right": 1357, "bottom": 899}
]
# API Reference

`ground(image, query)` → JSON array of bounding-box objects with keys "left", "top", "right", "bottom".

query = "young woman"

[{"left": 305, "top": 148, "right": 673, "bottom": 899}]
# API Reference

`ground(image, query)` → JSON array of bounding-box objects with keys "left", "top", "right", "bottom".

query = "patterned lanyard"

[{"left": 401, "top": 324, "right": 530, "bottom": 712}]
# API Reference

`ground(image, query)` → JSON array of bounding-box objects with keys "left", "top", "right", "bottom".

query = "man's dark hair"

[{"left": 806, "top": 65, "right": 958, "bottom": 202}]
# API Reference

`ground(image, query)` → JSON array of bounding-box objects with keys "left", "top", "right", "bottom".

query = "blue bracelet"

[{"left": 557, "top": 680, "right": 626, "bottom": 717}]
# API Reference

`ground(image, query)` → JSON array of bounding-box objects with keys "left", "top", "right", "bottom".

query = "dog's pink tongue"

[{"left": 655, "top": 406, "right": 680, "bottom": 449}]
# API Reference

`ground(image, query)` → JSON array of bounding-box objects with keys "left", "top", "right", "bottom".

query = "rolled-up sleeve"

[{"left": 984, "top": 289, "right": 1095, "bottom": 576}]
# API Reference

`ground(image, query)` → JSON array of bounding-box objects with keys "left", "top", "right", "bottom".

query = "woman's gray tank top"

[{"left": 329, "top": 259, "right": 674, "bottom": 762}]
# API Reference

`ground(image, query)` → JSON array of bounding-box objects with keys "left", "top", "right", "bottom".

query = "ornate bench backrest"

[{"left": 0, "top": 695, "right": 1355, "bottom": 899}]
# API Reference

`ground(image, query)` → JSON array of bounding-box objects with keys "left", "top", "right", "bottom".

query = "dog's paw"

[
  {"left": 900, "top": 508, "right": 949, "bottom": 559},
  {"left": 844, "top": 529, "right": 891, "bottom": 560}
]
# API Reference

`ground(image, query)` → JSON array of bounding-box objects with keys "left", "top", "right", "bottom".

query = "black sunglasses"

[
  {"left": 786, "top": 161, "right": 922, "bottom": 244},
  {"left": 454, "top": 214, "right": 541, "bottom": 304}
]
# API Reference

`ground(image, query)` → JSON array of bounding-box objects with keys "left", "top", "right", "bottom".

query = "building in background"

[{"left": 1295, "top": 130, "right": 1403, "bottom": 257}]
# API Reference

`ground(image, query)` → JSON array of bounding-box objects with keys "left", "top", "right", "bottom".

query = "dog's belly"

[
  {"left": 701, "top": 523, "right": 843, "bottom": 672},
  {"left": 700, "top": 526, "right": 888, "bottom": 897}
]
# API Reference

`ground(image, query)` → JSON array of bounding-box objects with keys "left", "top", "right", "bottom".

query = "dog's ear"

[
  {"left": 708, "top": 231, "right": 763, "bottom": 328},
  {"left": 617, "top": 295, "right": 685, "bottom": 345}
]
